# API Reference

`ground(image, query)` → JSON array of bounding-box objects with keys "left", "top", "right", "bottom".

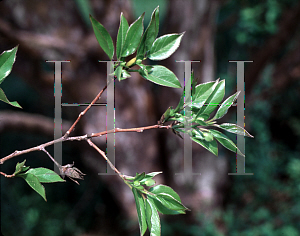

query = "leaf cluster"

[
  {"left": 90, "top": 7, "right": 184, "bottom": 88},
  {"left": 160, "top": 72, "right": 254, "bottom": 157},
  {"left": 13, "top": 160, "right": 65, "bottom": 201},
  {"left": 125, "top": 172, "right": 189, "bottom": 236}
]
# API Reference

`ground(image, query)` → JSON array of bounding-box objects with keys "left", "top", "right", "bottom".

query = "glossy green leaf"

[
  {"left": 121, "top": 69, "right": 131, "bottom": 80},
  {"left": 209, "top": 129, "right": 244, "bottom": 156},
  {"left": 192, "top": 128, "right": 205, "bottom": 140},
  {"left": 14, "top": 160, "right": 27, "bottom": 175},
  {"left": 115, "top": 65, "right": 123, "bottom": 81},
  {"left": 0, "top": 87, "right": 22, "bottom": 108},
  {"left": 134, "top": 172, "right": 146, "bottom": 181},
  {"left": 195, "top": 113, "right": 210, "bottom": 121},
  {"left": 116, "top": 13, "right": 129, "bottom": 60},
  {"left": 90, "top": 15, "right": 114, "bottom": 60},
  {"left": 146, "top": 198, "right": 161, "bottom": 236},
  {"left": 215, "top": 123, "right": 254, "bottom": 138},
  {"left": 148, "top": 33, "right": 184, "bottom": 60},
  {"left": 191, "top": 80, "right": 218, "bottom": 108},
  {"left": 0, "top": 46, "right": 18, "bottom": 84},
  {"left": 145, "top": 172, "right": 162, "bottom": 178},
  {"left": 121, "top": 13, "right": 145, "bottom": 57},
  {"left": 26, "top": 168, "right": 65, "bottom": 183},
  {"left": 155, "top": 194, "right": 188, "bottom": 211},
  {"left": 148, "top": 197, "right": 185, "bottom": 215},
  {"left": 18, "top": 173, "right": 47, "bottom": 201},
  {"left": 191, "top": 137, "right": 218, "bottom": 156},
  {"left": 213, "top": 91, "right": 240, "bottom": 120},
  {"left": 198, "top": 80, "right": 225, "bottom": 116},
  {"left": 144, "top": 179, "right": 156, "bottom": 186},
  {"left": 141, "top": 65, "right": 181, "bottom": 88},
  {"left": 149, "top": 185, "right": 188, "bottom": 211},
  {"left": 132, "top": 188, "right": 147, "bottom": 236},
  {"left": 137, "top": 6, "right": 159, "bottom": 59}
]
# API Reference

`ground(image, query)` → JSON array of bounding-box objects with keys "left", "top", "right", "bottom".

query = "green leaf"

[
  {"left": 149, "top": 185, "right": 188, "bottom": 212},
  {"left": 160, "top": 106, "right": 172, "bottom": 123},
  {"left": 215, "top": 123, "right": 254, "bottom": 138},
  {"left": 134, "top": 172, "right": 146, "bottom": 181},
  {"left": 121, "top": 13, "right": 145, "bottom": 57},
  {"left": 14, "top": 160, "right": 27, "bottom": 175},
  {"left": 137, "top": 6, "right": 159, "bottom": 59},
  {"left": 141, "top": 65, "right": 181, "bottom": 88},
  {"left": 145, "top": 172, "right": 162, "bottom": 178},
  {"left": 148, "top": 33, "right": 185, "bottom": 60},
  {"left": 191, "top": 80, "right": 218, "bottom": 108},
  {"left": 26, "top": 168, "right": 66, "bottom": 183},
  {"left": 0, "top": 46, "right": 18, "bottom": 84},
  {"left": 209, "top": 129, "right": 244, "bottom": 156},
  {"left": 116, "top": 13, "right": 129, "bottom": 60},
  {"left": 90, "top": 15, "right": 114, "bottom": 60},
  {"left": 132, "top": 188, "right": 147, "bottom": 236},
  {"left": 18, "top": 173, "right": 47, "bottom": 201},
  {"left": 0, "top": 87, "right": 22, "bottom": 108},
  {"left": 121, "top": 69, "right": 131, "bottom": 80},
  {"left": 198, "top": 80, "right": 225, "bottom": 116},
  {"left": 174, "top": 89, "right": 185, "bottom": 113},
  {"left": 114, "top": 65, "right": 123, "bottom": 81},
  {"left": 146, "top": 198, "right": 161, "bottom": 236},
  {"left": 191, "top": 137, "right": 218, "bottom": 156},
  {"left": 213, "top": 91, "right": 240, "bottom": 120}
]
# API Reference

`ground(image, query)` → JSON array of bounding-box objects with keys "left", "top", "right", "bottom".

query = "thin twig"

[
  {"left": 87, "top": 139, "right": 124, "bottom": 179},
  {"left": 64, "top": 84, "right": 108, "bottom": 138},
  {"left": 0, "top": 124, "right": 171, "bottom": 165}
]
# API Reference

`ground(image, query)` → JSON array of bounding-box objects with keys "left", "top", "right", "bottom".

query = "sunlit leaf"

[
  {"left": 213, "top": 91, "right": 240, "bottom": 120},
  {"left": 141, "top": 65, "right": 181, "bottom": 88},
  {"left": 148, "top": 33, "right": 185, "bottom": 60},
  {"left": 0, "top": 46, "right": 18, "bottom": 84}
]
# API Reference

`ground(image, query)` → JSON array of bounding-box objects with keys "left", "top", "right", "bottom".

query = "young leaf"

[
  {"left": 26, "top": 168, "right": 66, "bottom": 183},
  {"left": 90, "top": 15, "right": 114, "bottom": 60},
  {"left": 114, "top": 65, "right": 123, "bottom": 81},
  {"left": 116, "top": 13, "right": 129, "bottom": 60},
  {"left": 121, "top": 69, "right": 131, "bottom": 80},
  {"left": 209, "top": 129, "right": 244, "bottom": 156},
  {"left": 213, "top": 91, "right": 240, "bottom": 120},
  {"left": 191, "top": 137, "right": 218, "bottom": 156},
  {"left": 146, "top": 198, "right": 161, "bottom": 236},
  {"left": 17, "top": 173, "right": 47, "bottom": 201},
  {"left": 148, "top": 33, "right": 185, "bottom": 61},
  {"left": 198, "top": 80, "right": 225, "bottom": 116},
  {"left": 214, "top": 123, "right": 254, "bottom": 138},
  {"left": 14, "top": 160, "right": 27, "bottom": 175},
  {"left": 191, "top": 80, "right": 218, "bottom": 108},
  {"left": 121, "top": 13, "right": 145, "bottom": 57},
  {"left": 137, "top": 6, "right": 159, "bottom": 59},
  {"left": 0, "top": 87, "right": 22, "bottom": 108},
  {"left": 132, "top": 188, "right": 147, "bottom": 236},
  {"left": 141, "top": 65, "right": 181, "bottom": 88},
  {"left": 0, "top": 46, "right": 18, "bottom": 84}
]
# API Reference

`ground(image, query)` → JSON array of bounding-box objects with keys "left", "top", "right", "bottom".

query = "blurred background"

[{"left": 0, "top": 0, "right": 300, "bottom": 235}]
